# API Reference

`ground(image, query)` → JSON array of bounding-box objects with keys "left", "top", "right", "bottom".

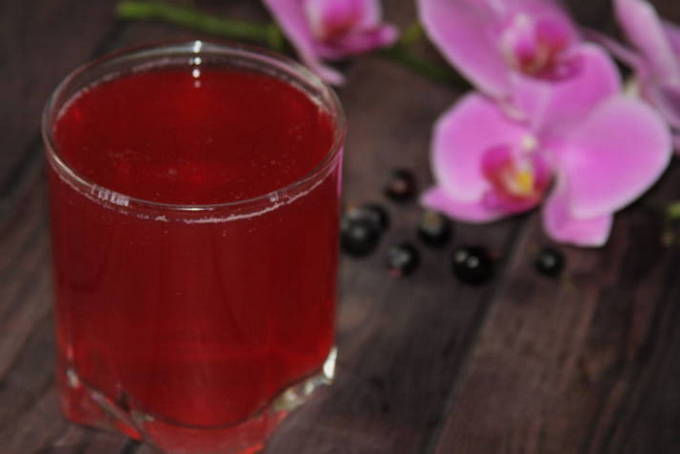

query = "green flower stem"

[
  {"left": 378, "top": 43, "right": 467, "bottom": 86},
  {"left": 401, "top": 22, "right": 425, "bottom": 46},
  {"left": 117, "top": 1, "right": 284, "bottom": 51},
  {"left": 116, "top": 1, "right": 462, "bottom": 85},
  {"left": 667, "top": 202, "right": 680, "bottom": 220}
]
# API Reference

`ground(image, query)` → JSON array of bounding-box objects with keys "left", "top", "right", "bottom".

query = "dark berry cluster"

[{"left": 341, "top": 169, "right": 566, "bottom": 282}]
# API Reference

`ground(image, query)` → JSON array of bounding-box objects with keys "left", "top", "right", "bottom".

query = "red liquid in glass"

[{"left": 48, "top": 66, "right": 339, "bottom": 451}]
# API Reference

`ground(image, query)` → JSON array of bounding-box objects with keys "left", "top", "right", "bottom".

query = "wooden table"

[{"left": 3, "top": 1, "right": 680, "bottom": 452}]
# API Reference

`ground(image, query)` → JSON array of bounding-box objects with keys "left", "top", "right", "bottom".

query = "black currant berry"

[
  {"left": 534, "top": 247, "right": 564, "bottom": 277},
  {"left": 386, "top": 242, "right": 420, "bottom": 278},
  {"left": 384, "top": 169, "right": 417, "bottom": 202},
  {"left": 346, "top": 203, "right": 390, "bottom": 232},
  {"left": 340, "top": 217, "right": 381, "bottom": 257},
  {"left": 418, "top": 210, "right": 452, "bottom": 247},
  {"left": 452, "top": 246, "right": 494, "bottom": 285}
]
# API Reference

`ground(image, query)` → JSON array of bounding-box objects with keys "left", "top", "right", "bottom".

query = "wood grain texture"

[
  {"left": 0, "top": 0, "right": 122, "bottom": 214},
  {"left": 433, "top": 165, "right": 680, "bottom": 454},
  {"left": 2, "top": 0, "right": 680, "bottom": 453},
  {"left": 0, "top": 183, "right": 135, "bottom": 454}
]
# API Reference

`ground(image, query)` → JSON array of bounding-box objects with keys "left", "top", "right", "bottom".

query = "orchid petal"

[
  {"left": 263, "top": 0, "right": 345, "bottom": 84},
  {"left": 512, "top": 44, "right": 621, "bottom": 133},
  {"left": 305, "top": 0, "right": 382, "bottom": 29},
  {"left": 422, "top": 187, "right": 508, "bottom": 223},
  {"left": 418, "top": 0, "right": 578, "bottom": 98},
  {"left": 501, "top": 0, "right": 579, "bottom": 37},
  {"left": 559, "top": 95, "right": 671, "bottom": 219},
  {"left": 584, "top": 29, "right": 644, "bottom": 72},
  {"left": 357, "top": 0, "right": 382, "bottom": 27},
  {"left": 543, "top": 180, "right": 613, "bottom": 247},
  {"left": 417, "top": 0, "right": 510, "bottom": 98},
  {"left": 615, "top": 0, "right": 679, "bottom": 80},
  {"left": 663, "top": 20, "right": 680, "bottom": 56},
  {"left": 305, "top": 0, "right": 351, "bottom": 40},
  {"left": 307, "top": 60, "right": 345, "bottom": 85},
  {"left": 305, "top": 0, "right": 382, "bottom": 40},
  {"left": 485, "top": 0, "right": 579, "bottom": 42},
  {"left": 644, "top": 81, "right": 680, "bottom": 129},
  {"left": 432, "top": 93, "right": 528, "bottom": 202}
]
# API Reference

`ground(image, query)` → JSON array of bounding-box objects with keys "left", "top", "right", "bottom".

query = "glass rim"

[{"left": 42, "top": 40, "right": 346, "bottom": 213}]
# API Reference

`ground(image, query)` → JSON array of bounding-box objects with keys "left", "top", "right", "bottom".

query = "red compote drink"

[{"left": 43, "top": 42, "right": 344, "bottom": 454}]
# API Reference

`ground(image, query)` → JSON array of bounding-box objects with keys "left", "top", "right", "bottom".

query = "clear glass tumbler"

[{"left": 42, "top": 41, "right": 345, "bottom": 454}]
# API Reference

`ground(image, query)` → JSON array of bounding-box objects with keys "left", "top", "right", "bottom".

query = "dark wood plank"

[
  {"left": 0, "top": 0, "right": 125, "bottom": 449},
  {"left": 0, "top": 0, "right": 122, "bottom": 214},
  {"left": 0, "top": 183, "right": 140, "bottom": 454},
  {"left": 0, "top": 182, "right": 68, "bottom": 451},
  {"left": 604, "top": 289, "right": 680, "bottom": 453},
  {"left": 432, "top": 167, "right": 680, "bottom": 454}
]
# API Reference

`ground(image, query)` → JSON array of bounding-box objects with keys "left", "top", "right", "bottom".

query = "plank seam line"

[{"left": 422, "top": 219, "right": 529, "bottom": 454}]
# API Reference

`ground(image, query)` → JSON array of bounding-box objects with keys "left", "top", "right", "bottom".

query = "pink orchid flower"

[
  {"left": 417, "top": 0, "right": 582, "bottom": 99},
  {"left": 262, "top": 0, "right": 399, "bottom": 84},
  {"left": 422, "top": 46, "right": 672, "bottom": 246},
  {"left": 609, "top": 0, "right": 680, "bottom": 148}
]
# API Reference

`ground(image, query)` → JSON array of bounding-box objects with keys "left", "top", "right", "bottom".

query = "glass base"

[{"left": 58, "top": 348, "right": 337, "bottom": 454}]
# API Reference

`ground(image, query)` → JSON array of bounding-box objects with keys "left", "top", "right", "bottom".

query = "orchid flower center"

[
  {"left": 481, "top": 137, "right": 551, "bottom": 207},
  {"left": 500, "top": 14, "right": 571, "bottom": 78}
]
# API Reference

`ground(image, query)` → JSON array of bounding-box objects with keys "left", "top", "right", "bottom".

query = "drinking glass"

[{"left": 42, "top": 41, "right": 345, "bottom": 454}]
